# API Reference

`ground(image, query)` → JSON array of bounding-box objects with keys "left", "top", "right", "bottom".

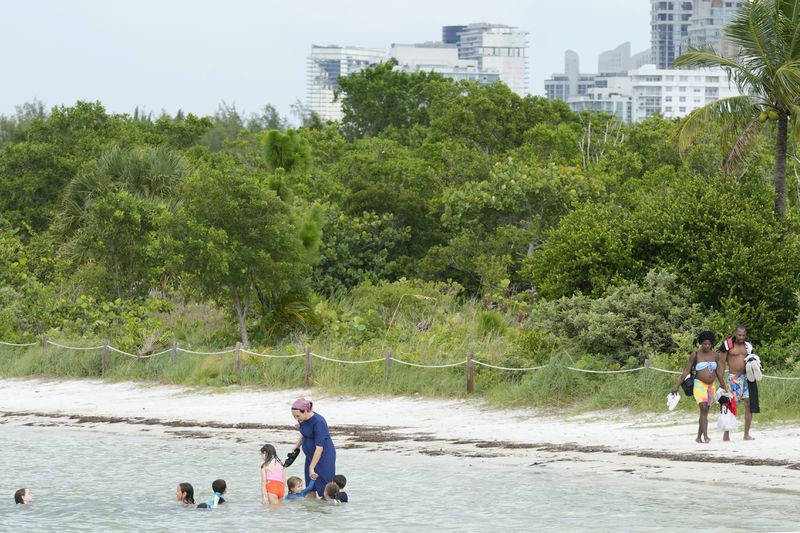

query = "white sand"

[{"left": 2, "top": 377, "right": 799, "bottom": 492}]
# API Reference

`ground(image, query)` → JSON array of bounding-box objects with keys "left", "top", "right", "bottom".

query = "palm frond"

[
  {"left": 772, "top": 60, "right": 800, "bottom": 105},
  {"left": 724, "top": 116, "right": 765, "bottom": 176},
  {"left": 675, "top": 95, "right": 758, "bottom": 154},
  {"left": 778, "top": 0, "right": 800, "bottom": 59},
  {"left": 725, "top": 0, "right": 780, "bottom": 73},
  {"left": 673, "top": 50, "right": 762, "bottom": 95}
]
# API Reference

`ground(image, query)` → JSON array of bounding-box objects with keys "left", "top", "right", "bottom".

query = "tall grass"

[{"left": 4, "top": 342, "right": 800, "bottom": 421}]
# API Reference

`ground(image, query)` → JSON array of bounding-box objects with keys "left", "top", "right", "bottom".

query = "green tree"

[
  {"left": 261, "top": 129, "right": 312, "bottom": 174},
  {"left": 163, "top": 156, "right": 310, "bottom": 346},
  {"left": 674, "top": 0, "right": 800, "bottom": 215}
]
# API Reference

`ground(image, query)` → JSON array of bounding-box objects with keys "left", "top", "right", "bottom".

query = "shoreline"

[{"left": 2, "top": 377, "right": 800, "bottom": 493}]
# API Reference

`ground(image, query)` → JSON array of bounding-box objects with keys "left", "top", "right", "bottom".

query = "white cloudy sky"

[{"left": 0, "top": 0, "right": 650, "bottom": 121}]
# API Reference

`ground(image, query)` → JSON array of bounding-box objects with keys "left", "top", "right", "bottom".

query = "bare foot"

[
  {"left": 744, "top": 435, "right": 755, "bottom": 441},
  {"left": 696, "top": 437, "right": 703, "bottom": 443},
  {"left": 703, "top": 435, "right": 711, "bottom": 443}
]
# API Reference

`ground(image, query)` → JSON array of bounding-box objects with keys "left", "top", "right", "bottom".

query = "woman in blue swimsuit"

[
  {"left": 672, "top": 331, "right": 724, "bottom": 443},
  {"left": 291, "top": 398, "right": 336, "bottom": 498}
]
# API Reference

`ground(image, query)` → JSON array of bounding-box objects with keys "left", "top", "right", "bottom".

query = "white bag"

[{"left": 717, "top": 408, "right": 738, "bottom": 432}]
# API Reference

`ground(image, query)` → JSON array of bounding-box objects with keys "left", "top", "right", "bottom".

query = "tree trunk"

[
  {"left": 230, "top": 284, "right": 250, "bottom": 348},
  {"left": 775, "top": 112, "right": 789, "bottom": 216}
]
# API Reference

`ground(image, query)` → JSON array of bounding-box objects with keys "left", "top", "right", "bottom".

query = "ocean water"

[{"left": 0, "top": 422, "right": 797, "bottom": 532}]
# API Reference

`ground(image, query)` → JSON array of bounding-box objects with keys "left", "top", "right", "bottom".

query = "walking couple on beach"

[{"left": 671, "top": 326, "right": 763, "bottom": 443}]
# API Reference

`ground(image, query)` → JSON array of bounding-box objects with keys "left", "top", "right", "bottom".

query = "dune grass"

[{"left": 3, "top": 341, "right": 800, "bottom": 423}]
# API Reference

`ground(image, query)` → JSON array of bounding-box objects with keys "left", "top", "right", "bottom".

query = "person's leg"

[
  {"left": 743, "top": 398, "right": 754, "bottom": 440},
  {"left": 699, "top": 403, "right": 710, "bottom": 443}
]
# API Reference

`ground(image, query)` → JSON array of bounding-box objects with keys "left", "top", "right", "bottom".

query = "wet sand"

[{"left": 2, "top": 377, "right": 799, "bottom": 493}]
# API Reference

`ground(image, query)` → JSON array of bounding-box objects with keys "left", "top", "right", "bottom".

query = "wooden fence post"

[
  {"left": 43, "top": 335, "right": 49, "bottom": 350},
  {"left": 384, "top": 350, "right": 393, "bottom": 384},
  {"left": 305, "top": 347, "right": 313, "bottom": 387},
  {"left": 644, "top": 358, "right": 651, "bottom": 370},
  {"left": 102, "top": 339, "right": 109, "bottom": 376},
  {"left": 235, "top": 342, "right": 242, "bottom": 374},
  {"left": 171, "top": 341, "right": 178, "bottom": 365},
  {"left": 466, "top": 351, "right": 475, "bottom": 394}
]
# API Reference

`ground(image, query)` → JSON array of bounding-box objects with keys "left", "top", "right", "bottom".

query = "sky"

[{"left": 0, "top": 0, "right": 651, "bottom": 122}]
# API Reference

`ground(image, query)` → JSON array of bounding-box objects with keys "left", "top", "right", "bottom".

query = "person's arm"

[
  {"left": 300, "top": 479, "right": 316, "bottom": 497},
  {"left": 309, "top": 446, "right": 324, "bottom": 479},
  {"left": 294, "top": 435, "right": 303, "bottom": 449},
  {"left": 260, "top": 465, "right": 268, "bottom": 505},
  {"left": 671, "top": 352, "right": 696, "bottom": 394},
  {"left": 717, "top": 350, "right": 728, "bottom": 391}
]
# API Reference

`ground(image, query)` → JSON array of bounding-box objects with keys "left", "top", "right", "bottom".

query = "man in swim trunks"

[{"left": 717, "top": 325, "right": 754, "bottom": 441}]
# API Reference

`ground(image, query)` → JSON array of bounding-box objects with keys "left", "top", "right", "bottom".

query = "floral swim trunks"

[{"left": 727, "top": 373, "right": 750, "bottom": 401}]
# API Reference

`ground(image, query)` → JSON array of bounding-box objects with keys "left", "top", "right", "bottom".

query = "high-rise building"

[
  {"left": 544, "top": 43, "right": 650, "bottom": 101},
  {"left": 684, "top": 0, "right": 744, "bottom": 58},
  {"left": 306, "top": 45, "right": 386, "bottom": 121},
  {"left": 566, "top": 64, "right": 737, "bottom": 123},
  {"left": 651, "top": 0, "right": 695, "bottom": 68},
  {"left": 390, "top": 42, "right": 501, "bottom": 84},
  {"left": 455, "top": 23, "right": 529, "bottom": 94}
]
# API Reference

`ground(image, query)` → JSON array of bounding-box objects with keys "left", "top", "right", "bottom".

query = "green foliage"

[
  {"left": 313, "top": 207, "right": 411, "bottom": 294},
  {"left": 532, "top": 269, "right": 703, "bottom": 365},
  {"left": 162, "top": 154, "right": 311, "bottom": 345},
  {"left": 476, "top": 310, "right": 506, "bottom": 337},
  {"left": 261, "top": 129, "right": 312, "bottom": 174},
  {"left": 337, "top": 61, "right": 452, "bottom": 138}
]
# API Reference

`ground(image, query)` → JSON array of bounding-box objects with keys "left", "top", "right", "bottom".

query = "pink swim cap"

[{"left": 291, "top": 397, "right": 313, "bottom": 411}]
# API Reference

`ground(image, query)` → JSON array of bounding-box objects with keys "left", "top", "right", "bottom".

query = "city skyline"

[{"left": 0, "top": 0, "right": 650, "bottom": 122}]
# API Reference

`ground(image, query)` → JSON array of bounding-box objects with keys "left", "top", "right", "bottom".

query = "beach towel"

[{"left": 719, "top": 337, "right": 760, "bottom": 414}]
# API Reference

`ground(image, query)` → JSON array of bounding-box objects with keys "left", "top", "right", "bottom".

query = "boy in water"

[
  {"left": 196, "top": 479, "right": 227, "bottom": 509},
  {"left": 322, "top": 482, "right": 340, "bottom": 504},
  {"left": 285, "top": 476, "right": 315, "bottom": 500},
  {"left": 333, "top": 474, "right": 348, "bottom": 503}
]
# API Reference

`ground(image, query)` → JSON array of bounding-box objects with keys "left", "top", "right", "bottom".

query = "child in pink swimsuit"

[{"left": 260, "top": 443, "right": 286, "bottom": 505}]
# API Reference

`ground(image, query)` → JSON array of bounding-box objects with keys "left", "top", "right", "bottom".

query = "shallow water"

[{"left": 0, "top": 423, "right": 797, "bottom": 532}]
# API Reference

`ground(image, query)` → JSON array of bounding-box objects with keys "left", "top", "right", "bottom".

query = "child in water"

[
  {"left": 175, "top": 482, "right": 195, "bottom": 506},
  {"left": 333, "top": 474, "right": 348, "bottom": 503},
  {"left": 285, "top": 476, "right": 316, "bottom": 500},
  {"left": 260, "top": 444, "right": 285, "bottom": 505},
  {"left": 196, "top": 479, "right": 226, "bottom": 509},
  {"left": 322, "top": 482, "right": 340, "bottom": 504}
]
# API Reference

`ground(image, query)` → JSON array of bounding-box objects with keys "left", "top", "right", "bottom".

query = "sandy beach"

[{"left": 1, "top": 377, "right": 799, "bottom": 493}]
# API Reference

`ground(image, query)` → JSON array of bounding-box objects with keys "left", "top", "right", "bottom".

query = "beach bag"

[
  {"left": 717, "top": 405, "right": 738, "bottom": 432},
  {"left": 681, "top": 375, "right": 694, "bottom": 397}
]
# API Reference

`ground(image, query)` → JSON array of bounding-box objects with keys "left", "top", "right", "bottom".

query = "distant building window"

[
  {"left": 645, "top": 76, "right": 662, "bottom": 82},
  {"left": 679, "top": 75, "right": 689, "bottom": 81},
  {"left": 679, "top": 107, "right": 686, "bottom": 112},
  {"left": 705, "top": 76, "right": 719, "bottom": 83}
]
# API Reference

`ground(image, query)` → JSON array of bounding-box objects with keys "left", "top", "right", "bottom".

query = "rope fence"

[{"left": 1, "top": 337, "right": 799, "bottom": 392}]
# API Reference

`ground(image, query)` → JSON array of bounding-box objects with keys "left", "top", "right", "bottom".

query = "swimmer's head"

[
  {"left": 176, "top": 483, "right": 194, "bottom": 505},
  {"left": 260, "top": 443, "right": 278, "bottom": 465},
  {"left": 14, "top": 488, "right": 33, "bottom": 505},
  {"left": 287, "top": 476, "right": 303, "bottom": 493},
  {"left": 212, "top": 479, "right": 227, "bottom": 495},
  {"left": 323, "top": 481, "right": 339, "bottom": 501},
  {"left": 333, "top": 474, "right": 347, "bottom": 489}
]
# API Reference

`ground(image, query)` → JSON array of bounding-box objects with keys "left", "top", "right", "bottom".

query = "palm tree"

[{"left": 674, "top": 0, "right": 800, "bottom": 216}]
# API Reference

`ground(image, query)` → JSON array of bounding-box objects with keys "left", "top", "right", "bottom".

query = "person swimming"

[
  {"left": 175, "top": 482, "right": 195, "bottom": 506},
  {"left": 14, "top": 488, "right": 33, "bottom": 505},
  {"left": 285, "top": 476, "right": 316, "bottom": 501},
  {"left": 196, "top": 479, "right": 226, "bottom": 509}
]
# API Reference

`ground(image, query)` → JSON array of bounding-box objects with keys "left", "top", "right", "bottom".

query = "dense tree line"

[{"left": 2, "top": 35, "right": 800, "bottom": 369}]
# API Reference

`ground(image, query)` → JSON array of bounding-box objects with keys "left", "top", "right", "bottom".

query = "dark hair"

[
  {"left": 14, "top": 488, "right": 26, "bottom": 505},
  {"left": 323, "top": 481, "right": 340, "bottom": 500},
  {"left": 735, "top": 324, "right": 748, "bottom": 333},
  {"left": 287, "top": 476, "right": 302, "bottom": 491},
  {"left": 697, "top": 331, "right": 716, "bottom": 345},
  {"left": 260, "top": 443, "right": 284, "bottom": 468},
  {"left": 178, "top": 482, "right": 195, "bottom": 504},
  {"left": 333, "top": 474, "right": 347, "bottom": 489},
  {"left": 212, "top": 479, "right": 227, "bottom": 494}
]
